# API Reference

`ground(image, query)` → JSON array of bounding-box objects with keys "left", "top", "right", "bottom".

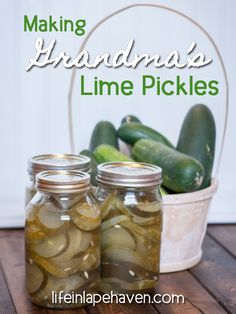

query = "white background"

[{"left": 0, "top": 0, "right": 235, "bottom": 227}]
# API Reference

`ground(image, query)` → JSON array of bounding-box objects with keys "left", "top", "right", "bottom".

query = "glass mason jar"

[
  {"left": 25, "top": 170, "right": 101, "bottom": 309},
  {"left": 96, "top": 162, "right": 163, "bottom": 295},
  {"left": 25, "top": 154, "right": 91, "bottom": 206}
]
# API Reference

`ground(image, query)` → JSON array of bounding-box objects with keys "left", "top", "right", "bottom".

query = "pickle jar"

[
  {"left": 25, "top": 170, "right": 101, "bottom": 309},
  {"left": 25, "top": 154, "right": 91, "bottom": 206},
  {"left": 96, "top": 162, "right": 162, "bottom": 294}
]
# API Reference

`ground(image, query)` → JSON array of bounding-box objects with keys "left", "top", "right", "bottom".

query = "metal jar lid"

[
  {"left": 35, "top": 170, "right": 91, "bottom": 194},
  {"left": 97, "top": 162, "right": 162, "bottom": 187},
  {"left": 28, "top": 154, "right": 91, "bottom": 177}
]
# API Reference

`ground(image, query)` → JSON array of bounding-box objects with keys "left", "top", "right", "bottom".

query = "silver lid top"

[
  {"left": 97, "top": 162, "right": 162, "bottom": 187},
  {"left": 35, "top": 170, "right": 91, "bottom": 193},
  {"left": 28, "top": 154, "right": 91, "bottom": 176}
]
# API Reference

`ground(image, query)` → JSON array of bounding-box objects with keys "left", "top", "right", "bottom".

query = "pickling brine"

[
  {"left": 96, "top": 162, "right": 162, "bottom": 294},
  {"left": 25, "top": 171, "right": 101, "bottom": 309}
]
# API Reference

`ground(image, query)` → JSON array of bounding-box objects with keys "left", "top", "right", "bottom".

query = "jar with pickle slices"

[
  {"left": 25, "top": 154, "right": 91, "bottom": 206},
  {"left": 25, "top": 170, "right": 101, "bottom": 309},
  {"left": 96, "top": 162, "right": 162, "bottom": 295}
]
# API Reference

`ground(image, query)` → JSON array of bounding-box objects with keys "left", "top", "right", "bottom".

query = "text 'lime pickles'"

[{"left": 79, "top": 75, "right": 219, "bottom": 96}]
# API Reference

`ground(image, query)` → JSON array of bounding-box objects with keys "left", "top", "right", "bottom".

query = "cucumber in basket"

[
  {"left": 121, "top": 115, "right": 141, "bottom": 124},
  {"left": 177, "top": 104, "right": 216, "bottom": 189},
  {"left": 80, "top": 149, "right": 98, "bottom": 186},
  {"left": 118, "top": 122, "right": 174, "bottom": 148},
  {"left": 93, "top": 144, "right": 133, "bottom": 164},
  {"left": 89, "top": 121, "right": 119, "bottom": 152},
  {"left": 132, "top": 139, "right": 204, "bottom": 193}
]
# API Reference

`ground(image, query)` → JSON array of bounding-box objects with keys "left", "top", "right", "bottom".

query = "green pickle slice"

[
  {"left": 102, "top": 246, "right": 153, "bottom": 271},
  {"left": 25, "top": 221, "right": 45, "bottom": 241},
  {"left": 33, "top": 233, "right": 68, "bottom": 258},
  {"left": 71, "top": 203, "right": 100, "bottom": 231},
  {"left": 102, "top": 226, "right": 136, "bottom": 250},
  {"left": 32, "top": 273, "right": 85, "bottom": 305},
  {"left": 99, "top": 193, "right": 116, "bottom": 219},
  {"left": 101, "top": 278, "right": 156, "bottom": 293},
  {"left": 26, "top": 263, "right": 45, "bottom": 294},
  {"left": 35, "top": 205, "right": 68, "bottom": 233},
  {"left": 101, "top": 215, "right": 129, "bottom": 231}
]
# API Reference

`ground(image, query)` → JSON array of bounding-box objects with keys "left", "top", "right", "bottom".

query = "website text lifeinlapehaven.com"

[{"left": 52, "top": 290, "right": 185, "bottom": 306}]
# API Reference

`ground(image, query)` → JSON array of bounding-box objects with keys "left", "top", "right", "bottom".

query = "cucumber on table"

[
  {"left": 132, "top": 139, "right": 204, "bottom": 193},
  {"left": 89, "top": 121, "right": 119, "bottom": 152},
  {"left": 177, "top": 104, "right": 216, "bottom": 189},
  {"left": 118, "top": 122, "right": 173, "bottom": 148},
  {"left": 93, "top": 144, "right": 133, "bottom": 164},
  {"left": 121, "top": 115, "right": 141, "bottom": 124},
  {"left": 80, "top": 149, "right": 98, "bottom": 186}
]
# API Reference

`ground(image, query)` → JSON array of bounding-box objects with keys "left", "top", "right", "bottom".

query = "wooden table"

[{"left": 0, "top": 225, "right": 235, "bottom": 314}]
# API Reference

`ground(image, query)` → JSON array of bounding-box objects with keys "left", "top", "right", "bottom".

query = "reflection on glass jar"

[
  {"left": 96, "top": 162, "right": 162, "bottom": 295},
  {"left": 25, "top": 171, "right": 101, "bottom": 309},
  {"left": 25, "top": 154, "right": 91, "bottom": 206}
]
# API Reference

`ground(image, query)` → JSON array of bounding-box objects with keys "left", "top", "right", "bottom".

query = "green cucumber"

[
  {"left": 121, "top": 115, "right": 141, "bottom": 124},
  {"left": 118, "top": 122, "right": 173, "bottom": 148},
  {"left": 93, "top": 145, "right": 133, "bottom": 164},
  {"left": 177, "top": 104, "right": 216, "bottom": 189},
  {"left": 132, "top": 139, "right": 204, "bottom": 193},
  {"left": 89, "top": 121, "right": 119, "bottom": 152},
  {"left": 160, "top": 186, "right": 168, "bottom": 196},
  {"left": 80, "top": 149, "right": 98, "bottom": 186}
]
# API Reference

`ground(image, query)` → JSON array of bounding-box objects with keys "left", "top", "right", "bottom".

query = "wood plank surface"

[
  {"left": 86, "top": 302, "right": 159, "bottom": 314},
  {"left": 190, "top": 234, "right": 236, "bottom": 313},
  {"left": 0, "top": 227, "right": 235, "bottom": 314},
  {"left": 208, "top": 225, "right": 236, "bottom": 257},
  {"left": 154, "top": 271, "right": 226, "bottom": 314},
  {"left": 0, "top": 262, "right": 16, "bottom": 314}
]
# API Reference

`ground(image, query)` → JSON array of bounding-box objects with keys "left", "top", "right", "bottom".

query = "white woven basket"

[
  {"left": 160, "top": 179, "right": 218, "bottom": 272},
  {"left": 68, "top": 4, "right": 228, "bottom": 272}
]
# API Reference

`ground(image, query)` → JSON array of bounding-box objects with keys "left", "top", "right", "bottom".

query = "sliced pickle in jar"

[
  {"left": 119, "top": 219, "right": 160, "bottom": 244},
  {"left": 102, "top": 215, "right": 129, "bottom": 231},
  {"left": 127, "top": 203, "right": 160, "bottom": 218},
  {"left": 102, "top": 278, "right": 156, "bottom": 292},
  {"left": 51, "top": 226, "right": 82, "bottom": 262},
  {"left": 25, "top": 221, "right": 45, "bottom": 241},
  {"left": 27, "top": 249, "right": 98, "bottom": 278},
  {"left": 100, "top": 193, "right": 117, "bottom": 219},
  {"left": 102, "top": 263, "right": 143, "bottom": 282},
  {"left": 109, "top": 261, "right": 159, "bottom": 280},
  {"left": 35, "top": 205, "right": 68, "bottom": 234},
  {"left": 25, "top": 263, "right": 46, "bottom": 294},
  {"left": 71, "top": 203, "right": 100, "bottom": 231},
  {"left": 33, "top": 233, "right": 68, "bottom": 258},
  {"left": 102, "top": 246, "right": 152, "bottom": 271},
  {"left": 102, "top": 226, "right": 136, "bottom": 250},
  {"left": 78, "top": 231, "right": 92, "bottom": 252},
  {"left": 32, "top": 273, "right": 85, "bottom": 305},
  {"left": 131, "top": 215, "right": 157, "bottom": 225},
  {"left": 119, "top": 220, "right": 147, "bottom": 237},
  {"left": 134, "top": 233, "right": 153, "bottom": 255}
]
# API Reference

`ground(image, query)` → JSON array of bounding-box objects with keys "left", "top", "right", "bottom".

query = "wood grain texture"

[
  {"left": 208, "top": 225, "right": 236, "bottom": 257},
  {"left": 154, "top": 271, "right": 226, "bottom": 314},
  {"left": 190, "top": 234, "right": 236, "bottom": 313},
  {"left": 0, "top": 263, "right": 16, "bottom": 314},
  {"left": 0, "top": 228, "right": 235, "bottom": 313}
]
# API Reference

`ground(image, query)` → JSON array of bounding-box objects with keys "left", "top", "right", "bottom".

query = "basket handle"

[{"left": 68, "top": 3, "right": 229, "bottom": 178}]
